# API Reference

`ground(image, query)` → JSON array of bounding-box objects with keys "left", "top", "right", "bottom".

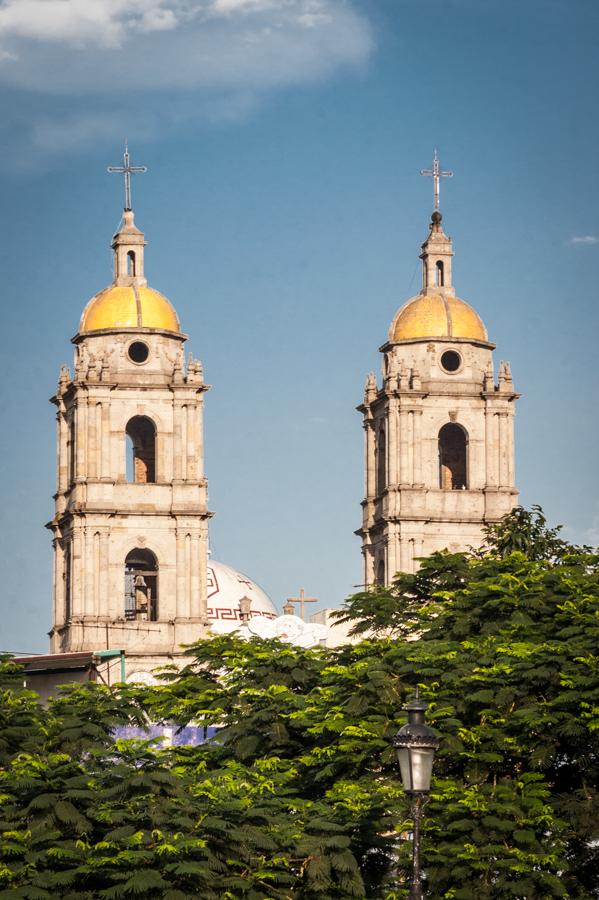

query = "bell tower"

[
  {"left": 48, "top": 161, "right": 211, "bottom": 678},
  {"left": 357, "top": 194, "right": 519, "bottom": 586}
]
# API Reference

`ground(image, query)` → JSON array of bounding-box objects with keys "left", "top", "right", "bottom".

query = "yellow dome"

[
  {"left": 79, "top": 284, "right": 180, "bottom": 334},
  {"left": 389, "top": 292, "right": 487, "bottom": 342}
]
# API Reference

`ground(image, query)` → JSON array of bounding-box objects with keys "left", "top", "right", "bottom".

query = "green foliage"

[{"left": 1, "top": 508, "right": 598, "bottom": 897}]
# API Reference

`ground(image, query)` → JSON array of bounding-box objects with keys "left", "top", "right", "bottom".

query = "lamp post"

[
  {"left": 239, "top": 596, "right": 252, "bottom": 624},
  {"left": 393, "top": 693, "right": 440, "bottom": 900}
]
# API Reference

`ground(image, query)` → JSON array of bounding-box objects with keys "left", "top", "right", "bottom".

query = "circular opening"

[
  {"left": 128, "top": 341, "right": 149, "bottom": 364},
  {"left": 440, "top": 350, "right": 461, "bottom": 373}
]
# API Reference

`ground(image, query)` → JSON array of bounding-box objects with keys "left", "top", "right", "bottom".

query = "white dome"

[{"left": 207, "top": 560, "right": 277, "bottom": 634}]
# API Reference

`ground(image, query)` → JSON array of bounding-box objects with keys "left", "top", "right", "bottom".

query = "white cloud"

[
  {"left": 0, "top": 0, "right": 373, "bottom": 168},
  {"left": 0, "top": 0, "right": 373, "bottom": 92},
  {"left": 569, "top": 235, "right": 599, "bottom": 245}
]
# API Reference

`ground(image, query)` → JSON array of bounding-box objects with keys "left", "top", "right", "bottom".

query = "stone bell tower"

[
  {"left": 357, "top": 206, "right": 519, "bottom": 586},
  {"left": 48, "top": 184, "right": 211, "bottom": 677}
]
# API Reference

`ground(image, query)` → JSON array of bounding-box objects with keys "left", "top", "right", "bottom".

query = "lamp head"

[{"left": 393, "top": 694, "right": 440, "bottom": 793}]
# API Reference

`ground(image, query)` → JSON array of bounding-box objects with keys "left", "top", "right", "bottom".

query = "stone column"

[
  {"left": 101, "top": 403, "right": 110, "bottom": 479},
  {"left": 190, "top": 532, "right": 202, "bottom": 618},
  {"left": 196, "top": 399, "right": 205, "bottom": 480},
  {"left": 413, "top": 409, "right": 423, "bottom": 485},
  {"left": 186, "top": 404, "right": 197, "bottom": 481},
  {"left": 84, "top": 528, "right": 95, "bottom": 616},
  {"left": 75, "top": 397, "right": 87, "bottom": 481},
  {"left": 99, "top": 531, "right": 109, "bottom": 616},
  {"left": 57, "top": 404, "right": 69, "bottom": 495},
  {"left": 52, "top": 536, "right": 63, "bottom": 627},
  {"left": 198, "top": 521, "right": 209, "bottom": 620},
  {"left": 387, "top": 523, "right": 398, "bottom": 581},
  {"left": 399, "top": 532, "right": 411, "bottom": 574},
  {"left": 365, "top": 421, "right": 375, "bottom": 498},
  {"left": 498, "top": 412, "right": 509, "bottom": 487},
  {"left": 387, "top": 398, "right": 399, "bottom": 486},
  {"left": 407, "top": 411, "right": 414, "bottom": 486},
  {"left": 485, "top": 405, "right": 497, "bottom": 487},
  {"left": 508, "top": 409, "right": 515, "bottom": 487},
  {"left": 414, "top": 536, "right": 424, "bottom": 571},
  {"left": 399, "top": 408, "right": 410, "bottom": 485},
  {"left": 71, "top": 526, "right": 84, "bottom": 618},
  {"left": 181, "top": 405, "right": 188, "bottom": 481},
  {"left": 173, "top": 402, "right": 182, "bottom": 480},
  {"left": 88, "top": 402, "right": 98, "bottom": 479},
  {"left": 176, "top": 530, "right": 186, "bottom": 618}
]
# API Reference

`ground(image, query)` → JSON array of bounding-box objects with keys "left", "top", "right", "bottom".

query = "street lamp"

[
  {"left": 393, "top": 693, "right": 440, "bottom": 900},
  {"left": 239, "top": 596, "right": 252, "bottom": 624}
]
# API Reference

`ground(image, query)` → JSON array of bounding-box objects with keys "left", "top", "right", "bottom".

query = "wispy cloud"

[
  {"left": 0, "top": 0, "right": 373, "bottom": 166},
  {"left": 569, "top": 235, "right": 599, "bottom": 245},
  {"left": 0, "top": 1, "right": 372, "bottom": 92}
]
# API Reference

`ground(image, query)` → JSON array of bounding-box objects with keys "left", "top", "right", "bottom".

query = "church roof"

[
  {"left": 389, "top": 291, "right": 488, "bottom": 342},
  {"left": 79, "top": 284, "right": 180, "bottom": 334}
]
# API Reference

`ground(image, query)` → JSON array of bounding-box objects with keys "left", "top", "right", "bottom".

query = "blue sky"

[{"left": 1, "top": 0, "right": 598, "bottom": 652}]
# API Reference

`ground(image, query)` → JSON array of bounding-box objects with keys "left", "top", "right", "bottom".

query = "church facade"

[
  {"left": 47, "top": 204, "right": 213, "bottom": 677},
  {"left": 357, "top": 209, "right": 519, "bottom": 586},
  {"left": 44, "top": 150, "right": 520, "bottom": 677}
]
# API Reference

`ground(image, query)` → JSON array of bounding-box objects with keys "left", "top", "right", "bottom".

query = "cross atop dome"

[
  {"left": 420, "top": 149, "right": 453, "bottom": 212},
  {"left": 107, "top": 141, "right": 147, "bottom": 212}
]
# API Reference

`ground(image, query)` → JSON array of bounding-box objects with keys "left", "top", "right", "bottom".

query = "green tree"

[{"left": 1, "top": 507, "right": 598, "bottom": 898}]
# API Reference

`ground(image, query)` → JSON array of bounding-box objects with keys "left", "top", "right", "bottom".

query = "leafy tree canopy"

[{"left": 1, "top": 507, "right": 598, "bottom": 898}]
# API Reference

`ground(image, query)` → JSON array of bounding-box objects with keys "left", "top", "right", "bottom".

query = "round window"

[
  {"left": 440, "top": 350, "right": 461, "bottom": 373},
  {"left": 128, "top": 341, "right": 149, "bottom": 364}
]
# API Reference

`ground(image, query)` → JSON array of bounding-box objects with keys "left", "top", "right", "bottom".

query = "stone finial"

[
  {"left": 484, "top": 360, "right": 494, "bottom": 392},
  {"left": 75, "top": 345, "right": 87, "bottom": 382},
  {"left": 58, "top": 365, "right": 70, "bottom": 392},
  {"left": 411, "top": 367, "right": 422, "bottom": 391},
  {"left": 100, "top": 355, "right": 110, "bottom": 382},
  {"left": 172, "top": 356, "right": 184, "bottom": 384},
  {"left": 364, "top": 372, "right": 377, "bottom": 403},
  {"left": 87, "top": 355, "right": 100, "bottom": 382},
  {"left": 187, "top": 357, "right": 204, "bottom": 385},
  {"left": 498, "top": 360, "right": 507, "bottom": 389},
  {"left": 399, "top": 363, "right": 410, "bottom": 392}
]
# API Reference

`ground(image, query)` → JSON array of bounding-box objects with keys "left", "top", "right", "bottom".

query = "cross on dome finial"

[
  {"left": 420, "top": 148, "right": 453, "bottom": 212},
  {"left": 107, "top": 141, "right": 147, "bottom": 211}
]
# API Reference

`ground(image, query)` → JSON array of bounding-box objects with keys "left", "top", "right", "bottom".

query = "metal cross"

[
  {"left": 107, "top": 141, "right": 147, "bottom": 211},
  {"left": 420, "top": 149, "right": 453, "bottom": 211},
  {"left": 285, "top": 587, "right": 318, "bottom": 621}
]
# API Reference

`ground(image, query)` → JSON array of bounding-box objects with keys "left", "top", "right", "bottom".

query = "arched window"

[
  {"left": 376, "top": 425, "right": 386, "bottom": 495},
  {"left": 127, "top": 251, "right": 136, "bottom": 277},
  {"left": 376, "top": 559, "right": 385, "bottom": 585},
  {"left": 436, "top": 260, "right": 444, "bottom": 286},
  {"left": 439, "top": 423, "right": 468, "bottom": 490},
  {"left": 125, "top": 548, "right": 158, "bottom": 621},
  {"left": 125, "top": 416, "right": 156, "bottom": 483}
]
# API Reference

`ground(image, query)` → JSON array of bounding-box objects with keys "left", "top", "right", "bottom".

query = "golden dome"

[
  {"left": 389, "top": 292, "right": 487, "bottom": 343},
  {"left": 79, "top": 284, "right": 180, "bottom": 334}
]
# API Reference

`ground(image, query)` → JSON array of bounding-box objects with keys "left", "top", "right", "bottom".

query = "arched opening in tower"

[
  {"left": 127, "top": 250, "right": 136, "bottom": 277},
  {"left": 436, "top": 260, "right": 445, "bottom": 286},
  {"left": 126, "top": 416, "right": 156, "bottom": 483},
  {"left": 438, "top": 423, "right": 468, "bottom": 490},
  {"left": 125, "top": 548, "right": 158, "bottom": 621}
]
